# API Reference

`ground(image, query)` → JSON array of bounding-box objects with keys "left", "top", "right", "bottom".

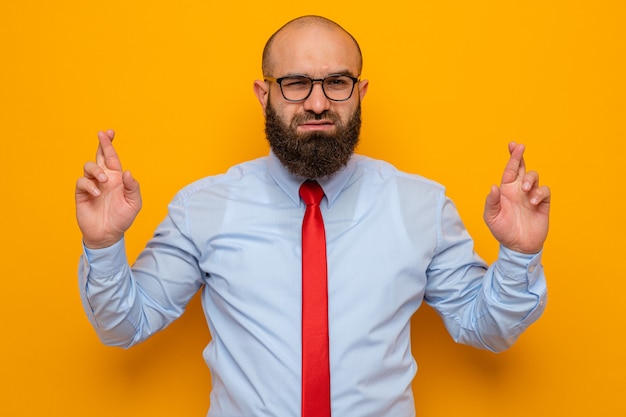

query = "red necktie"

[{"left": 299, "top": 180, "right": 331, "bottom": 417}]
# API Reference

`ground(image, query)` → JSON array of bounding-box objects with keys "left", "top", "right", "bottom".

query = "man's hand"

[
  {"left": 483, "top": 142, "right": 551, "bottom": 254},
  {"left": 75, "top": 130, "right": 142, "bottom": 249}
]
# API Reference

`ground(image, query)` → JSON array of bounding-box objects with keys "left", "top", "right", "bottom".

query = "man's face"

[{"left": 254, "top": 23, "right": 369, "bottom": 178}]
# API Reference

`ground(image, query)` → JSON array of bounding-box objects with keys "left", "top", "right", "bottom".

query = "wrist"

[{"left": 83, "top": 235, "right": 123, "bottom": 250}]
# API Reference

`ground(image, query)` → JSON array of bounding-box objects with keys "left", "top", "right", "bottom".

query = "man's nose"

[{"left": 302, "top": 82, "right": 331, "bottom": 114}]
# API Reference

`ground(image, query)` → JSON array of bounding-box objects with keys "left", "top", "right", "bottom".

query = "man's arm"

[
  {"left": 425, "top": 197, "right": 547, "bottom": 352},
  {"left": 78, "top": 220, "right": 204, "bottom": 348},
  {"left": 425, "top": 143, "right": 550, "bottom": 352},
  {"left": 76, "top": 132, "right": 204, "bottom": 347}
]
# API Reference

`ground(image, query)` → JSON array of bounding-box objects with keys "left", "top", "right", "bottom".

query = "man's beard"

[{"left": 265, "top": 102, "right": 361, "bottom": 179}]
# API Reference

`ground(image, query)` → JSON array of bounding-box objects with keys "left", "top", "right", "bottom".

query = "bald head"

[{"left": 261, "top": 15, "right": 363, "bottom": 77}]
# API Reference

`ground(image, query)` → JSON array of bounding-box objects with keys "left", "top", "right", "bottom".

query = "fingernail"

[
  {"left": 98, "top": 173, "right": 107, "bottom": 181},
  {"left": 92, "top": 187, "right": 101, "bottom": 196}
]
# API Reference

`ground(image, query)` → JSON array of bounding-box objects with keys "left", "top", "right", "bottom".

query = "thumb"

[
  {"left": 122, "top": 170, "right": 142, "bottom": 209},
  {"left": 483, "top": 184, "right": 501, "bottom": 223}
]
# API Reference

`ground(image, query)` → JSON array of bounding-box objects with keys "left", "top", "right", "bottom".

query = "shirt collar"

[{"left": 266, "top": 151, "right": 357, "bottom": 207}]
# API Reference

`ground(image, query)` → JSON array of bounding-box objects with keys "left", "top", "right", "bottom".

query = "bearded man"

[{"left": 76, "top": 15, "right": 550, "bottom": 417}]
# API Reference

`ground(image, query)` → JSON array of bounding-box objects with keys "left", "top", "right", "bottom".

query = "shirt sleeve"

[
  {"left": 78, "top": 194, "right": 204, "bottom": 348},
  {"left": 424, "top": 195, "right": 547, "bottom": 352}
]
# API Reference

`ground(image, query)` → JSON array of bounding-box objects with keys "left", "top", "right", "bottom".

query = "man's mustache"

[{"left": 291, "top": 110, "right": 341, "bottom": 126}]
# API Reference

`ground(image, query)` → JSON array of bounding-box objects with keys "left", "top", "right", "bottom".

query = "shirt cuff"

[
  {"left": 495, "top": 245, "right": 543, "bottom": 286},
  {"left": 82, "top": 238, "right": 129, "bottom": 278}
]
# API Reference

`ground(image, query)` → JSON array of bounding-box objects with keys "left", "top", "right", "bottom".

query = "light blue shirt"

[{"left": 79, "top": 152, "right": 546, "bottom": 417}]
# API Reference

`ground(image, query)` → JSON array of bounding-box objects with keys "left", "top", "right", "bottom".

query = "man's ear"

[
  {"left": 253, "top": 80, "right": 269, "bottom": 111},
  {"left": 358, "top": 79, "right": 369, "bottom": 102}
]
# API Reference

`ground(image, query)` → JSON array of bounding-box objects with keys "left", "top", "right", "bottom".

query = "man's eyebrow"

[{"left": 281, "top": 70, "right": 358, "bottom": 78}]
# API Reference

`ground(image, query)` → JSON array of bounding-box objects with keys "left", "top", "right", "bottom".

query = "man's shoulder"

[
  {"left": 175, "top": 156, "right": 271, "bottom": 199},
  {"left": 351, "top": 154, "right": 444, "bottom": 191}
]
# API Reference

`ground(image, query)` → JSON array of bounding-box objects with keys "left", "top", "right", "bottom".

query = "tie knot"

[{"left": 299, "top": 180, "right": 324, "bottom": 206}]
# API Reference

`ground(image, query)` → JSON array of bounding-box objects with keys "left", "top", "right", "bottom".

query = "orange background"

[{"left": 1, "top": 1, "right": 625, "bottom": 416}]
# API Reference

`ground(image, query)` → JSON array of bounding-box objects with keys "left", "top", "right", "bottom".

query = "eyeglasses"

[{"left": 265, "top": 74, "right": 359, "bottom": 102}]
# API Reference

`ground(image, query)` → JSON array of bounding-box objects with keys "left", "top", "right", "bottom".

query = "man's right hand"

[{"left": 75, "top": 130, "right": 142, "bottom": 249}]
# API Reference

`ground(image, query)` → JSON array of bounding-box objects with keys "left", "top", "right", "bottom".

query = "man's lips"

[{"left": 298, "top": 120, "right": 335, "bottom": 131}]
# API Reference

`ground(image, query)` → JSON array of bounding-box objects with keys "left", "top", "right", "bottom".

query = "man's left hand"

[{"left": 483, "top": 142, "right": 551, "bottom": 254}]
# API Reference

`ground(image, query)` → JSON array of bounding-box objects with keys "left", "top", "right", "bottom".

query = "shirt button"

[{"left": 528, "top": 264, "right": 536, "bottom": 273}]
